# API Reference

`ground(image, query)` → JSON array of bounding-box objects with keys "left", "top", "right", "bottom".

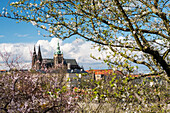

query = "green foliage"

[{"left": 78, "top": 73, "right": 169, "bottom": 112}]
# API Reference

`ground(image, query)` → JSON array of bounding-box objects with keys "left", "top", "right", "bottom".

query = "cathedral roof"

[
  {"left": 64, "top": 59, "right": 78, "bottom": 66},
  {"left": 43, "top": 58, "right": 53, "bottom": 63},
  {"left": 43, "top": 58, "right": 79, "bottom": 66}
]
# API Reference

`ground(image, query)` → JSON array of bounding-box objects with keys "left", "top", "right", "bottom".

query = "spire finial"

[
  {"left": 54, "top": 41, "right": 62, "bottom": 54},
  {"left": 58, "top": 41, "right": 59, "bottom": 46},
  {"left": 33, "top": 45, "right": 36, "bottom": 54},
  {"left": 57, "top": 41, "right": 60, "bottom": 50},
  {"left": 37, "top": 45, "right": 42, "bottom": 62}
]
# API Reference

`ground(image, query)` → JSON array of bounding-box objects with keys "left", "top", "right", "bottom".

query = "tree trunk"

[{"left": 145, "top": 48, "right": 170, "bottom": 77}]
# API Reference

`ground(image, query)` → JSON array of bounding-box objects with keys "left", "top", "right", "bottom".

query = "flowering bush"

[{"left": 0, "top": 71, "right": 78, "bottom": 113}]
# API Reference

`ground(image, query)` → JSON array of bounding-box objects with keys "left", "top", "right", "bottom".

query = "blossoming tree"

[{"left": 1, "top": 0, "right": 169, "bottom": 77}]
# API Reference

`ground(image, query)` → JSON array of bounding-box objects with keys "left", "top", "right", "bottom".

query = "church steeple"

[
  {"left": 54, "top": 41, "right": 62, "bottom": 55},
  {"left": 32, "top": 45, "right": 37, "bottom": 68},
  {"left": 37, "top": 45, "right": 42, "bottom": 63},
  {"left": 35, "top": 45, "right": 43, "bottom": 70},
  {"left": 33, "top": 45, "right": 36, "bottom": 55},
  {"left": 54, "top": 41, "right": 64, "bottom": 69}
]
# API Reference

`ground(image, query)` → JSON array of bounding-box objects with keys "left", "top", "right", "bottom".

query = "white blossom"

[
  {"left": 5, "top": 12, "right": 8, "bottom": 16},
  {"left": 29, "top": 3, "right": 33, "bottom": 7},
  {"left": 37, "top": 17, "right": 40, "bottom": 20},
  {"left": 38, "top": 30, "right": 40, "bottom": 35},
  {"left": 58, "top": 12, "right": 62, "bottom": 15},
  {"left": 34, "top": 4, "right": 38, "bottom": 7},
  {"left": 30, "top": 21, "right": 37, "bottom": 26},
  {"left": 46, "top": 14, "right": 50, "bottom": 18},
  {"left": 2, "top": 11, "right": 4, "bottom": 14},
  {"left": 97, "top": 1, "right": 102, "bottom": 7},
  {"left": 53, "top": 27, "right": 57, "bottom": 31},
  {"left": 150, "top": 82, "right": 153, "bottom": 86},
  {"left": 50, "top": 34, "right": 54, "bottom": 37}
]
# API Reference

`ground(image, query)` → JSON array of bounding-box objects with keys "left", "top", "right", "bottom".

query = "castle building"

[
  {"left": 32, "top": 42, "right": 84, "bottom": 73},
  {"left": 32, "top": 41, "right": 88, "bottom": 88}
]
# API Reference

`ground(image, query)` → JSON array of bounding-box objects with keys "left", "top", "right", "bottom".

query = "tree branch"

[
  {"left": 109, "top": 46, "right": 156, "bottom": 72},
  {"left": 163, "top": 49, "right": 170, "bottom": 60}
]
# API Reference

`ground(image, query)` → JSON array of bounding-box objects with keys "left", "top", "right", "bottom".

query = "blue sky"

[
  {"left": 0, "top": 17, "right": 76, "bottom": 43},
  {"left": 0, "top": 17, "right": 43, "bottom": 43},
  {"left": 0, "top": 0, "right": 45, "bottom": 43},
  {"left": 0, "top": 0, "right": 76, "bottom": 43}
]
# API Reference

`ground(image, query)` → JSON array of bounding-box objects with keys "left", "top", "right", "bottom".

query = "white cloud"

[
  {"left": 0, "top": 43, "right": 33, "bottom": 70},
  {"left": 0, "top": 35, "right": 4, "bottom": 38},
  {"left": 14, "top": 33, "right": 29, "bottom": 37},
  {"left": 0, "top": 43, "right": 33, "bottom": 60},
  {"left": 0, "top": 38, "right": 108, "bottom": 70},
  {"left": 0, "top": 43, "right": 33, "bottom": 63},
  {"left": 36, "top": 38, "right": 106, "bottom": 69}
]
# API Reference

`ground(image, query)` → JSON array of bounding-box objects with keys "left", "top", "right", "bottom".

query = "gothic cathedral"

[{"left": 32, "top": 42, "right": 83, "bottom": 72}]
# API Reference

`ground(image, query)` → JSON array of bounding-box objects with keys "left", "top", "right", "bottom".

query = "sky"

[
  {"left": 0, "top": 0, "right": 48, "bottom": 43},
  {"left": 0, "top": 0, "right": 151, "bottom": 73}
]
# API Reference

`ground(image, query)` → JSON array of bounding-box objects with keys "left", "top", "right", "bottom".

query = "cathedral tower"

[
  {"left": 54, "top": 42, "right": 64, "bottom": 68},
  {"left": 36, "top": 45, "right": 43, "bottom": 70},
  {"left": 32, "top": 45, "right": 37, "bottom": 69}
]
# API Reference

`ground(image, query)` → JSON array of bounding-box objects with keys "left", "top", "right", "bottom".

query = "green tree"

[{"left": 1, "top": 0, "right": 169, "bottom": 77}]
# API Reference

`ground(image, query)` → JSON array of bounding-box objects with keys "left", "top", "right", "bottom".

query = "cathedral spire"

[
  {"left": 37, "top": 45, "right": 42, "bottom": 63},
  {"left": 55, "top": 41, "right": 62, "bottom": 54},
  {"left": 54, "top": 41, "right": 64, "bottom": 69},
  {"left": 32, "top": 45, "right": 37, "bottom": 68},
  {"left": 33, "top": 45, "right": 36, "bottom": 54}
]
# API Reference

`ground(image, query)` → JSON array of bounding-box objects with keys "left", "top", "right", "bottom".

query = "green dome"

[{"left": 54, "top": 41, "right": 62, "bottom": 54}]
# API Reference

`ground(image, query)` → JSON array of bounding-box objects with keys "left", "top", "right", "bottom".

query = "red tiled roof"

[
  {"left": 86, "top": 69, "right": 113, "bottom": 75},
  {"left": 0, "top": 70, "right": 7, "bottom": 72}
]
